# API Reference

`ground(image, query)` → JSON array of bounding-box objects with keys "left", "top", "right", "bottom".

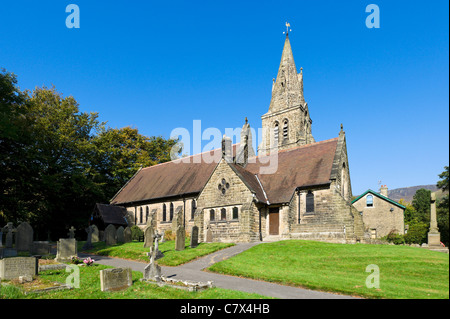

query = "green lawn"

[
  {"left": 78, "top": 240, "right": 234, "bottom": 266},
  {"left": 207, "top": 240, "right": 449, "bottom": 299},
  {"left": 0, "top": 264, "right": 271, "bottom": 299}
]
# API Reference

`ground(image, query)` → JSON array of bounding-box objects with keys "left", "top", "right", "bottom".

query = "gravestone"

[
  {"left": 82, "top": 226, "right": 93, "bottom": 250},
  {"left": 91, "top": 225, "right": 99, "bottom": 243},
  {"left": 123, "top": 226, "right": 132, "bottom": 243},
  {"left": 0, "top": 257, "right": 38, "bottom": 280},
  {"left": 206, "top": 224, "right": 213, "bottom": 243},
  {"left": 100, "top": 267, "right": 132, "bottom": 292},
  {"left": 190, "top": 226, "right": 199, "bottom": 248},
  {"left": 55, "top": 238, "right": 77, "bottom": 262},
  {"left": 68, "top": 226, "right": 76, "bottom": 239},
  {"left": 143, "top": 232, "right": 162, "bottom": 282},
  {"left": 15, "top": 222, "right": 33, "bottom": 252},
  {"left": 143, "top": 225, "right": 154, "bottom": 248},
  {"left": 116, "top": 226, "right": 125, "bottom": 243},
  {"left": 175, "top": 225, "right": 185, "bottom": 251},
  {"left": 104, "top": 224, "right": 117, "bottom": 246},
  {"left": 3, "top": 222, "right": 16, "bottom": 248},
  {"left": 31, "top": 241, "right": 51, "bottom": 255},
  {"left": 172, "top": 206, "right": 183, "bottom": 232}
]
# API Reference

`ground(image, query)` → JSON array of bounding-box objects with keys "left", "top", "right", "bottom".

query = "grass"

[
  {"left": 0, "top": 264, "right": 272, "bottom": 299},
  {"left": 207, "top": 240, "right": 449, "bottom": 299},
  {"left": 78, "top": 240, "right": 234, "bottom": 266}
]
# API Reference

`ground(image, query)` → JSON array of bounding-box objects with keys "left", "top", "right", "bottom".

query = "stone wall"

[
  {"left": 288, "top": 183, "right": 365, "bottom": 243},
  {"left": 352, "top": 193, "right": 405, "bottom": 238},
  {"left": 195, "top": 159, "right": 257, "bottom": 242}
]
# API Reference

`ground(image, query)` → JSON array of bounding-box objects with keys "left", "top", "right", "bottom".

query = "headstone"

[
  {"left": 31, "top": 241, "right": 51, "bottom": 255},
  {"left": 205, "top": 223, "right": 213, "bottom": 243},
  {"left": 0, "top": 257, "right": 38, "bottom": 280},
  {"left": 3, "top": 222, "right": 16, "bottom": 248},
  {"left": 100, "top": 267, "right": 132, "bottom": 292},
  {"left": 15, "top": 222, "right": 33, "bottom": 252},
  {"left": 171, "top": 206, "right": 183, "bottom": 232},
  {"left": 116, "top": 226, "right": 125, "bottom": 243},
  {"left": 68, "top": 226, "right": 76, "bottom": 239},
  {"left": 55, "top": 238, "right": 77, "bottom": 262},
  {"left": 82, "top": 226, "right": 93, "bottom": 250},
  {"left": 123, "top": 226, "right": 132, "bottom": 243},
  {"left": 143, "top": 225, "right": 154, "bottom": 248},
  {"left": 175, "top": 225, "right": 185, "bottom": 251},
  {"left": 190, "top": 226, "right": 199, "bottom": 248},
  {"left": 143, "top": 232, "right": 163, "bottom": 282},
  {"left": 91, "top": 225, "right": 99, "bottom": 243},
  {"left": 104, "top": 224, "right": 117, "bottom": 246}
]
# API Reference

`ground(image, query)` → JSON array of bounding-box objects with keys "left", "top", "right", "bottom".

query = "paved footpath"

[{"left": 79, "top": 243, "right": 355, "bottom": 299}]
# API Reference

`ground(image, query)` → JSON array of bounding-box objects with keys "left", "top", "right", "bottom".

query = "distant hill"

[{"left": 387, "top": 185, "right": 441, "bottom": 203}]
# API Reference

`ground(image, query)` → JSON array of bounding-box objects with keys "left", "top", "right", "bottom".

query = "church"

[{"left": 109, "top": 30, "right": 365, "bottom": 244}]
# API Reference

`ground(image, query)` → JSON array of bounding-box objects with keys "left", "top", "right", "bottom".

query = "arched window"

[
  {"left": 146, "top": 206, "right": 149, "bottom": 223},
  {"left": 191, "top": 199, "right": 196, "bottom": 220},
  {"left": 273, "top": 122, "right": 279, "bottom": 145},
  {"left": 341, "top": 163, "right": 346, "bottom": 198},
  {"left": 221, "top": 208, "right": 226, "bottom": 220},
  {"left": 170, "top": 203, "right": 174, "bottom": 221},
  {"left": 366, "top": 195, "right": 373, "bottom": 207},
  {"left": 140, "top": 207, "right": 143, "bottom": 224},
  {"left": 232, "top": 207, "right": 239, "bottom": 220},
  {"left": 283, "top": 120, "right": 288, "bottom": 140},
  {"left": 162, "top": 204, "right": 167, "bottom": 222},
  {"left": 210, "top": 209, "right": 215, "bottom": 221},
  {"left": 306, "top": 191, "right": 315, "bottom": 213}
]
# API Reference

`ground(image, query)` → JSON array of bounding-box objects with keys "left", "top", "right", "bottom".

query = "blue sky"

[{"left": 1, "top": 0, "right": 448, "bottom": 195}]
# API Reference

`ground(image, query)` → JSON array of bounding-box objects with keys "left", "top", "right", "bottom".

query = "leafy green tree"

[
  {"left": 437, "top": 166, "right": 449, "bottom": 246},
  {"left": 412, "top": 188, "right": 431, "bottom": 224}
]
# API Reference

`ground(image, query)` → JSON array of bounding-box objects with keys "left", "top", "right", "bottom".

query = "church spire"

[{"left": 269, "top": 24, "right": 304, "bottom": 113}]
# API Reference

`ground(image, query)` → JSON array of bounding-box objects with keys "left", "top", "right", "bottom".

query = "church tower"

[{"left": 259, "top": 28, "right": 314, "bottom": 155}]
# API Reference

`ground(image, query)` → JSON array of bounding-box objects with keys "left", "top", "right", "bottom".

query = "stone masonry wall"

[{"left": 353, "top": 194, "right": 405, "bottom": 238}]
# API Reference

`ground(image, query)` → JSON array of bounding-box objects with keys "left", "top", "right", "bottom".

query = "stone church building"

[{"left": 110, "top": 32, "right": 365, "bottom": 244}]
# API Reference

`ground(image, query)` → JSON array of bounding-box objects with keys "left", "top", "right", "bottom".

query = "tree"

[
  {"left": 412, "top": 188, "right": 431, "bottom": 224},
  {"left": 437, "top": 166, "right": 449, "bottom": 246}
]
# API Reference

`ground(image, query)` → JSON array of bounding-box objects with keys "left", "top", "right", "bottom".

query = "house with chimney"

[
  {"left": 352, "top": 185, "right": 406, "bottom": 239},
  {"left": 109, "top": 30, "right": 366, "bottom": 243}
]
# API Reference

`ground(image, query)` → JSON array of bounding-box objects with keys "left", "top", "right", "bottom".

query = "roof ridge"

[
  {"left": 249, "top": 137, "right": 339, "bottom": 160},
  {"left": 141, "top": 143, "right": 241, "bottom": 171}
]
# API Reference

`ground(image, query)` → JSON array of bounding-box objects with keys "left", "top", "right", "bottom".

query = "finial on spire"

[
  {"left": 340, "top": 123, "right": 344, "bottom": 131},
  {"left": 283, "top": 22, "right": 292, "bottom": 36},
  {"left": 245, "top": 117, "right": 248, "bottom": 124},
  {"left": 300, "top": 67, "right": 303, "bottom": 74}
]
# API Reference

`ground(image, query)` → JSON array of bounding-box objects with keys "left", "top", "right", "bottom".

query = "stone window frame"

[
  {"left": 191, "top": 199, "right": 197, "bottom": 220},
  {"left": 232, "top": 206, "right": 239, "bottom": 220},
  {"left": 220, "top": 208, "right": 227, "bottom": 221},
  {"left": 210, "top": 209, "right": 215, "bottom": 221},
  {"left": 162, "top": 203, "right": 167, "bottom": 222},
  {"left": 282, "top": 118, "right": 289, "bottom": 141},
  {"left": 305, "top": 191, "right": 315, "bottom": 214},
  {"left": 170, "top": 202, "right": 174, "bottom": 221},
  {"left": 273, "top": 121, "right": 280, "bottom": 146},
  {"left": 366, "top": 195, "right": 374, "bottom": 207},
  {"left": 146, "top": 206, "right": 149, "bottom": 223},
  {"left": 139, "top": 207, "right": 143, "bottom": 224}
]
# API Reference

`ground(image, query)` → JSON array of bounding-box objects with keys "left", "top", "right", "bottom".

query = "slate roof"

[
  {"left": 352, "top": 189, "right": 406, "bottom": 209},
  {"left": 94, "top": 203, "right": 128, "bottom": 225},
  {"left": 111, "top": 138, "right": 340, "bottom": 206}
]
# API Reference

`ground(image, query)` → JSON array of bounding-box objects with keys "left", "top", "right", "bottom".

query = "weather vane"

[{"left": 283, "top": 22, "right": 292, "bottom": 35}]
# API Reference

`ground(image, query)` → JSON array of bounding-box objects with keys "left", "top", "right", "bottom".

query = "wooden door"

[{"left": 269, "top": 208, "right": 279, "bottom": 235}]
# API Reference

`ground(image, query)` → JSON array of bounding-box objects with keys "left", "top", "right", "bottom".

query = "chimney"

[
  {"left": 221, "top": 135, "right": 232, "bottom": 163},
  {"left": 380, "top": 185, "right": 388, "bottom": 197}
]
